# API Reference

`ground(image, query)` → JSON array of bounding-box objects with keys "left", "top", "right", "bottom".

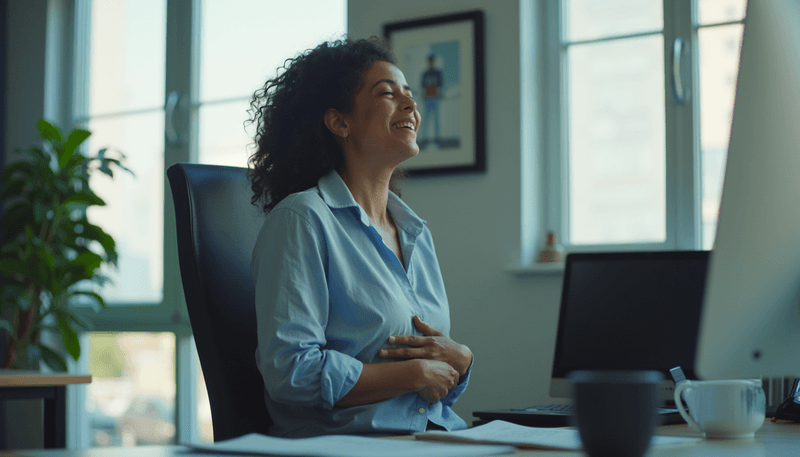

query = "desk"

[
  {"left": 0, "top": 371, "right": 92, "bottom": 449},
  {"left": 1, "top": 420, "right": 799, "bottom": 456}
]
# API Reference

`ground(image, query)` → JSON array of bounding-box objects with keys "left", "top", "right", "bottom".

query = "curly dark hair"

[{"left": 248, "top": 37, "right": 401, "bottom": 213}]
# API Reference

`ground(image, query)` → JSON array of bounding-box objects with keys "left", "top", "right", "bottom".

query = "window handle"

[
  {"left": 166, "top": 91, "right": 185, "bottom": 147},
  {"left": 672, "top": 38, "right": 690, "bottom": 105}
]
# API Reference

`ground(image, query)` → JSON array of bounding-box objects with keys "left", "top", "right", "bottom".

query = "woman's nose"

[{"left": 402, "top": 95, "right": 417, "bottom": 111}]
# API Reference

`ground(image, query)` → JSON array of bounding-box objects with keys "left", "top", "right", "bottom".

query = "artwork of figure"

[
  {"left": 420, "top": 54, "right": 443, "bottom": 145},
  {"left": 406, "top": 41, "right": 460, "bottom": 152}
]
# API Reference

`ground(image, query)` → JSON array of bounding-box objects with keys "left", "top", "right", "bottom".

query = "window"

[
  {"left": 71, "top": 0, "right": 346, "bottom": 445},
  {"left": 87, "top": 332, "right": 176, "bottom": 447},
  {"left": 546, "top": 0, "right": 746, "bottom": 251}
]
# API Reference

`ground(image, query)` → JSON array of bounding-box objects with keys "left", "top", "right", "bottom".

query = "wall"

[
  {"left": 1, "top": 0, "right": 6, "bottom": 170},
  {"left": 349, "top": 0, "right": 566, "bottom": 421},
  {"left": 2, "top": 0, "right": 50, "bottom": 449}
]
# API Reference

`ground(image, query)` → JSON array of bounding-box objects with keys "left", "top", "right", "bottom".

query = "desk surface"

[
  {"left": 2, "top": 420, "right": 799, "bottom": 456},
  {"left": 0, "top": 371, "right": 91, "bottom": 387}
]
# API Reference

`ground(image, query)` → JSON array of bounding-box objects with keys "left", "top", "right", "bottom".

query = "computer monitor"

[
  {"left": 549, "top": 251, "right": 710, "bottom": 401},
  {"left": 694, "top": 0, "right": 800, "bottom": 380}
]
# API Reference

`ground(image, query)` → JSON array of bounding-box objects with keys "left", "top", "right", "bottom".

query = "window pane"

[
  {"left": 567, "top": 36, "right": 666, "bottom": 245},
  {"left": 196, "top": 351, "right": 213, "bottom": 443},
  {"left": 698, "top": 24, "right": 744, "bottom": 249},
  {"left": 563, "top": 0, "right": 662, "bottom": 42},
  {"left": 198, "top": 0, "right": 347, "bottom": 102},
  {"left": 197, "top": 100, "right": 253, "bottom": 166},
  {"left": 87, "top": 332, "right": 176, "bottom": 447},
  {"left": 87, "top": 112, "right": 164, "bottom": 304},
  {"left": 697, "top": 0, "right": 747, "bottom": 26},
  {"left": 89, "top": 0, "right": 166, "bottom": 116}
]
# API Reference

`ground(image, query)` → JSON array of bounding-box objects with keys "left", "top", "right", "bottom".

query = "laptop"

[{"left": 473, "top": 251, "right": 710, "bottom": 427}]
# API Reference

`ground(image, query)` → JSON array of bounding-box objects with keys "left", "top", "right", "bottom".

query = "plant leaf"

[
  {"left": 56, "top": 314, "right": 81, "bottom": 361},
  {"left": 62, "top": 191, "right": 106, "bottom": 208},
  {"left": 33, "top": 200, "right": 50, "bottom": 223},
  {"left": 22, "top": 344, "right": 42, "bottom": 369},
  {"left": 54, "top": 304, "right": 92, "bottom": 328},
  {"left": 71, "top": 251, "right": 104, "bottom": 272},
  {"left": 0, "top": 256, "right": 27, "bottom": 277},
  {"left": 60, "top": 129, "right": 91, "bottom": 170},
  {"left": 37, "top": 119, "right": 63, "bottom": 145},
  {"left": 81, "top": 224, "right": 117, "bottom": 262},
  {"left": 0, "top": 319, "right": 14, "bottom": 336},
  {"left": 0, "top": 159, "right": 34, "bottom": 182},
  {"left": 37, "top": 343, "right": 68, "bottom": 372},
  {"left": 2, "top": 202, "right": 34, "bottom": 238},
  {"left": 70, "top": 290, "right": 108, "bottom": 311},
  {"left": 95, "top": 149, "right": 134, "bottom": 178},
  {"left": 32, "top": 245, "right": 56, "bottom": 286},
  {"left": 0, "top": 177, "right": 26, "bottom": 199}
]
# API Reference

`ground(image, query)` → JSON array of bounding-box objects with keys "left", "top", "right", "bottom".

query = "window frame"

[
  {"left": 67, "top": 0, "right": 199, "bottom": 447},
  {"left": 71, "top": 0, "right": 191, "bottom": 329},
  {"left": 543, "top": 0, "right": 705, "bottom": 253}
]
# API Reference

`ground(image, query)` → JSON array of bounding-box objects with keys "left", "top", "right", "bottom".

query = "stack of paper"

[
  {"left": 416, "top": 420, "right": 701, "bottom": 450},
  {"left": 186, "top": 432, "right": 515, "bottom": 457}
]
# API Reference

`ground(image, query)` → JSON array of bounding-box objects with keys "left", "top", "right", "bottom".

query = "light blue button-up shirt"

[{"left": 251, "top": 170, "right": 470, "bottom": 438}]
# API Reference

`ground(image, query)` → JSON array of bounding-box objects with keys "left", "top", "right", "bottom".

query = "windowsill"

[{"left": 505, "top": 262, "right": 565, "bottom": 276}]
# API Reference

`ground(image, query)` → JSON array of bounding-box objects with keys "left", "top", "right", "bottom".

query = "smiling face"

[{"left": 340, "top": 61, "right": 421, "bottom": 170}]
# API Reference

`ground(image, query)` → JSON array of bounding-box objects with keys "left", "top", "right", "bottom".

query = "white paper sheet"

[
  {"left": 185, "top": 432, "right": 516, "bottom": 457},
  {"left": 415, "top": 420, "right": 701, "bottom": 450}
]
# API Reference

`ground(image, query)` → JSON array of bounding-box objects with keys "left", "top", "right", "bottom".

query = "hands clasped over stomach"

[{"left": 379, "top": 315, "right": 472, "bottom": 404}]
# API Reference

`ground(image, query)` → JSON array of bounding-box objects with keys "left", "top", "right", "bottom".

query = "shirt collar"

[{"left": 317, "top": 170, "right": 425, "bottom": 237}]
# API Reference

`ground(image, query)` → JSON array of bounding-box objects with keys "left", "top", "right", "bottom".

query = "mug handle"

[{"left": 674, "top": 382, "right": 700, "bottom": 431}]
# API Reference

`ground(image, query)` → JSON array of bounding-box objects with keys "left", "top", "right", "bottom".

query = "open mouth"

[{"left": 392, "top": 121, "right": 416, "bottom": 131}]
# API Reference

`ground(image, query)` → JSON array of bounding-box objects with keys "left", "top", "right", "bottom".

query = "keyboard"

[
  {"left": 514, "top": 404, "right": 679, "bottom": 415},
  {"left": 472, "top": 405, "right": 683, "bottom": 428}
]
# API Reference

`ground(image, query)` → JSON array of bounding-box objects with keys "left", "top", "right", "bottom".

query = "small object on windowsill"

[{"left": 539, "top": 231, "right": 565, "bottom": 263}]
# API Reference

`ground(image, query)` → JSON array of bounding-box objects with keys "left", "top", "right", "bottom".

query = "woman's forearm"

[
  {"left": 334, "top": 360, "right": 418, "bottom": 407},
  {"left": 334, "top": 358, "right": 459, "bottom": 407}
]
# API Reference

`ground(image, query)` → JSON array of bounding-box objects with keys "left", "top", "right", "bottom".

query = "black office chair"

[{"left": 167, "top": 163, "right": 272, "bottom": 441}]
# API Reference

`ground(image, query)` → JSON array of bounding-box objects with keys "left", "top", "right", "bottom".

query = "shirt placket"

[{"left": 358, "top": 210, "right": 433, "bottom": 429}]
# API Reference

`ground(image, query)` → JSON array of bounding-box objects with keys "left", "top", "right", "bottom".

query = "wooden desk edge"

[{"left": 0, "top": 371, "right": 91, "bottom": 387}]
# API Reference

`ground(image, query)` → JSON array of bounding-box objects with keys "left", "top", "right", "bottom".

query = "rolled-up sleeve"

[
  {"left": 252, "top": 206, "right": 363, "bottom": 410},
  {"left": 441, "top": 356, "right": 472, "bottom": 407}
]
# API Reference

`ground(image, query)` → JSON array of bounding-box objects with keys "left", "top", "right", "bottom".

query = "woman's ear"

[{"left": 324, "top": 108, "right": 349, "bottom": 139}]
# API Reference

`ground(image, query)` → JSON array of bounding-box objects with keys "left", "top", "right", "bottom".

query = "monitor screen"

[
  {"left": 695, "top": 0, "right": 800, "bottom": 380},
  {"left": 550, "top": 251, "right": 709, "bottom": 400}
]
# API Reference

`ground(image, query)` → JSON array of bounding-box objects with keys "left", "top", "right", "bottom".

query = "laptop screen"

[{"left": 549, "top": 251, "right": 709, "bottom": 399}]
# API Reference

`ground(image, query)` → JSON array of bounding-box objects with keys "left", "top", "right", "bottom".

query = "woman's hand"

[
  {"left": 411, "top": 359, "right": 460, "bottom": 404},
  {"left": 379, "top": 316, "right": 473, "bottom": 376}
]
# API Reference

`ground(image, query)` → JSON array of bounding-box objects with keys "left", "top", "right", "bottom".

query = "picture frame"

[{"left": 384, "top": 10, "right": 485, "bottom": 175}]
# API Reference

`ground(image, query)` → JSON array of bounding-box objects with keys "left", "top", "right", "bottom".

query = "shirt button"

[{"left": 418, "top": 407, "right": 426, "bottom": 414}]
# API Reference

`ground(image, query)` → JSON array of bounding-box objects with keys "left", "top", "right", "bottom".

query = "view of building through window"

[
  {"left": 562, "top": 0, "right": 746, "bottom": 247},
  {"left": 87, "top": 333, "right": 176, "bottom": 447},
  {"left": 196, "top": 0, "right": 347, "bottom": 167},
  {"left": 565, "top": 0, "right": 666, "bottom": 245},
  {"left": 84, "top": 0, "right": 166, "bottom": 305},
  {"left": 697, "top": 0, "right": 746, "bottom": 249}
]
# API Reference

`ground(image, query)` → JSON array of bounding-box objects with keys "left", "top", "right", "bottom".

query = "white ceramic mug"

[{"left": 674, "top": 379, "right": 766, "bottom": 438}]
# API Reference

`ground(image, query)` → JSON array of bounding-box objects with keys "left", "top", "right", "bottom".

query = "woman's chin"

[{"left": 399, "top": 145, "right": 419, "bottom": 164}]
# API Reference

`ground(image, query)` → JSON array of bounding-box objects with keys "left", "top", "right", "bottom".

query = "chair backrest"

[{"left": 167, "top": 163, "right": 272, "bottom": 441}]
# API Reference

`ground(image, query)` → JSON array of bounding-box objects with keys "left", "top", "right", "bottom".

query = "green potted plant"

[{"left": 0, "top": 119, "right": 130, "bottom": 371}]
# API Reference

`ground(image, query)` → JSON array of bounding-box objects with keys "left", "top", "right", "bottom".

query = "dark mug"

[{"left": 569, "top": 370, "right": 664, "bottom": 457}]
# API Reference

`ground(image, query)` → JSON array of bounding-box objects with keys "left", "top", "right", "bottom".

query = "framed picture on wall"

[{"left": 384, "top": 10, "right": 485, "bottom": 175}]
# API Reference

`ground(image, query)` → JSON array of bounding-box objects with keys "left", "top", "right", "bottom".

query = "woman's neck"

[{"left": 339, "top": 165, "right": 394, "bottom": 227}]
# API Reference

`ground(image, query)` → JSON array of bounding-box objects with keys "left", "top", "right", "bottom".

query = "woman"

[{"left": 248, "top": 37, "right": 473, "bottom": 438}]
